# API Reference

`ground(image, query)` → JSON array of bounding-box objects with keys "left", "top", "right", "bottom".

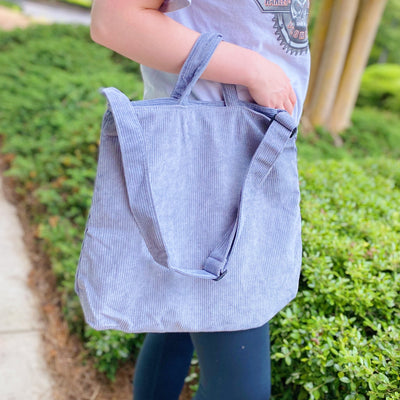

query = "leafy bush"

[
  {"left": 0, "top": 24, "right": 144, "bottom": 379},
  {"left": 0, "top": 24, "right": 399, "bottom": 397},
  {"left": 342, "top": 107, "right": 400, "bottom": 158},
  {"left": 298, "top": 107, "right": 400, "bottom": 161},
  {"left": 369, "top": 0, "right": 400, "bottom": 65},
  {"left": 58, "top": 0, "right": 92, "bottom": 8},
  {"left": 357, "top": 64, "right": 400, "bottom": 112},
  {"left": 0, "top": 0, "right": 21, "bottom": 10},
  {"left": 84, "top": 328, "right": 143, "bottom": 380},
  {"left": 271, "top": 157, "right": 400, "bottom": 399}
]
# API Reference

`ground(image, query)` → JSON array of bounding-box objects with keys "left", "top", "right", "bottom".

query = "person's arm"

[{"left": 90, "top": 0, "right": 296, "bottom": 113}]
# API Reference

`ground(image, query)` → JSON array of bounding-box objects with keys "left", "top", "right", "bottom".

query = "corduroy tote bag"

[{"left": 75, "top": 32, "right": 302, "bottom": 333}]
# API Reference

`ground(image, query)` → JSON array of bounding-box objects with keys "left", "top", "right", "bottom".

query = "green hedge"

[
  {"left": 297, "top": 107, "right": 400, "bottom": 161},
  {"left": 0, "top": 0, "right": 21, "bottom": 10},
  {"left": 0, "top": 24, "right": 144, "bottom": 379},
  {"left": 357, "top": 64, "right": 400, "bottom": 113},
  {"left": 0, "top": 24, "right": 399, "bottom": 398},
  {"left": 57, "top": 0, "right": 92, "bottom": 8},
  {"left": 271, "top": 157, "right": 400, "bottom": 399}
]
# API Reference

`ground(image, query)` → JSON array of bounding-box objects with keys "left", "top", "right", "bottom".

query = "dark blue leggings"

[{"left": 133, "top": 322, "right": 271, "bottom": 400}]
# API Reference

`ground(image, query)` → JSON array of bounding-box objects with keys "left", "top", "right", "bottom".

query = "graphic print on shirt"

[{"left": 254, "top": 0, "right": 310, "bottom": 55}]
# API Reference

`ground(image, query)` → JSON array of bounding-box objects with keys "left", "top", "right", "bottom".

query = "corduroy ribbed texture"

[{"left": 75, "top": 33, "right": 302, "bottom": 332}]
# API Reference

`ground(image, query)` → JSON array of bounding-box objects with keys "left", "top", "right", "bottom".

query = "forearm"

[
  {"left": 90, "top": 0, "right": 258, "bottom": 88},
  {"left": 90, "top": 0, "right": 296, "bottom": 112}
]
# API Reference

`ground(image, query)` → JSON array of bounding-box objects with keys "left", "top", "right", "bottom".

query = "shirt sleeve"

[{"left": 159, "top": 0, "right": 191, "bottom": 13}]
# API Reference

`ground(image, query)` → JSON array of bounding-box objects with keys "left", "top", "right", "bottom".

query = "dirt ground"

[
  {"left": 0, "top": 6, "right": 33, "bottom": 30},
  {"left": 0, "top": 9, "right": 193, "bottom": 400}
]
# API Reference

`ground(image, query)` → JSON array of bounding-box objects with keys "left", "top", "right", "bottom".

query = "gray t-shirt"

[{"left": 142, "top": 0, "right": 311, "bottom": 124}]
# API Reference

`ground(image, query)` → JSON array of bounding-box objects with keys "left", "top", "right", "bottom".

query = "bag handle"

[
  {"left": 101, "top": 34, "right": 297, "bottom": 281},
  {"left": 170, "top": 32, "right": 240, "bottom": 106}
]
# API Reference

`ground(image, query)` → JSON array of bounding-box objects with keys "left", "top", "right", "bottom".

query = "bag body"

[{"left": 75, "top": 33, "right": 302, "bottom": 332}]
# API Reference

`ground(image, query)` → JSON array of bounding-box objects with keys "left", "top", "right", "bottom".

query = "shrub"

[
  {"left": 270, "top": 157, "right": 400, "bottom": 399},
  {"left": 298, "top": 107, "right": 400, "bottom": 160},
  {"left": 0, "top": 0, "right": 21, "bottom": 10},
  {"left": 369, "top": 0, "right": 400, "bottom": 65},
  {"left": 342, "top": 107, "right": 400, "bottom": 159},
  {"left": 83, "top": 328, "right": 144, "bottom": 380},
  {"left": 298, "top": 107, "right": 400, "bottom": 161},
  {"left": 0, "top": 24, "right": 144, "bottom": 379},
  {"left": 58, "top": 0, "right": 92, "bottom": 8},
  {"left": 357, "top": 64, "right": 400, "bottom": 113}
]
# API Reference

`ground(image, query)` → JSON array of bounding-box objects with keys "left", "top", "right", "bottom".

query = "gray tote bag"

[{"left": 75, "top": 32, "right": 302, "bottom": 333}]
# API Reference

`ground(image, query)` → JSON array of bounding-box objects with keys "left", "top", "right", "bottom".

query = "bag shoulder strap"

[{"left": 101, "top": 33, "right": 297, "bottom": 281}]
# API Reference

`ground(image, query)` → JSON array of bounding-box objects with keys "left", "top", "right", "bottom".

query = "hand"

[{"left": 246, "top": 53, "right": 297, "bottom": 114}]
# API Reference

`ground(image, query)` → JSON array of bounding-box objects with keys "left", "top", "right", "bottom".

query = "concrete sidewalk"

[
  {"left": 0, "top": 175, "right": 54, "bottom": 400},
  {"left": 0, "top": 2, "right": 91, "bottom": 28}
]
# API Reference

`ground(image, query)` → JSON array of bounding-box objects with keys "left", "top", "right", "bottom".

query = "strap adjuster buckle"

[
  {"left": 213, "top": 269, "right": 228, "bottom": 281},
  {"left": 272, "top": 111, "right": 297, "bottom": 138}
]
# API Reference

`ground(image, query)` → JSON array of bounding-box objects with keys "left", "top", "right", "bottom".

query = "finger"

[
  {"left": 289, "top": 88, "right": 297, "bottom": 106},
  {"left": 283, "top": 99, "right": 294, "bottom": 115}
]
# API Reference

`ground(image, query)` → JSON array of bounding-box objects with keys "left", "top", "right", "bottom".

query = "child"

[{"left": 89, "top": 0, "right": 310, "bottom": 398}]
